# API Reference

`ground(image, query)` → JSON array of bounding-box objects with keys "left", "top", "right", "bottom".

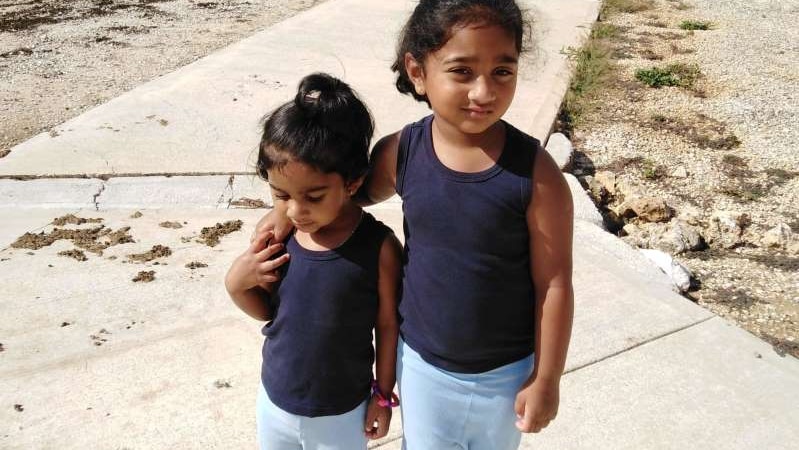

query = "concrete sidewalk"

[{"left": 1, "top": 1, "right": 797, "bottom": 449}]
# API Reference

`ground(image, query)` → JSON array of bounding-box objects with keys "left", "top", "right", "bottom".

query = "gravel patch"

[
  {"left": 569, "top": 0, "right": 798, "bottom": 357},
  {"left": 0, "top": 0, "right": 326, "bottom": 157}
]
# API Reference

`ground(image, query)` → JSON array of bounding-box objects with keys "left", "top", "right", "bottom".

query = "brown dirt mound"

[
  {"left": 52, "top": 214, "right": 103, "bottom": 226},
  {"left": 57, "top": 249, "right": 87, "bottom": 261},
  {"left": 11, "top": 225, "right": 134, "bottom": 254},
  {"left": 230, "top": 197, "right": 267, "bottom": 208},
  {"left": 159, "top": 221, "right": 183, "bottom": 229},
  {"left": 198, "top": 220, "right": 243, "bottom": 247},
  {"left": 132, "top": 270, "right": 155, "bottom": 283},
  {"left": 128, "top": 245, "right": 171, "bottom": 262},
  {"left": 186, "top": 261, "right": 208, "bottom": 269}
]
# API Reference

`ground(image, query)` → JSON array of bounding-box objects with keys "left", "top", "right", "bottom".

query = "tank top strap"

[{"left": 395, "top": 115, "right": 430, "bottom": 197}]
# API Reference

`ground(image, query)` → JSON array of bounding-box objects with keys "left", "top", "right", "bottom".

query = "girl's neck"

[
  {"left": 431, "top": 116, "right": 506, "bottom": 173},
  {"left": 296, "top": 202, "right": 363, "bottom": 251}
]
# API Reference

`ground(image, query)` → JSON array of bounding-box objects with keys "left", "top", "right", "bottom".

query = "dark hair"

[
  {"left": 392, "top": 0, "right": 528, "bottom": 105},
  {"left": 256, "top": 73, "right": 374, "bottom": 182}
]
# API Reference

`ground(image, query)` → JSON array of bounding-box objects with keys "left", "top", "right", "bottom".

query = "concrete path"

[{"left": 1, "top": 1, "right": 797, "bottom": 449}]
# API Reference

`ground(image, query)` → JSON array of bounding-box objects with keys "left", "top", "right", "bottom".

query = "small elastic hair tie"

[{"left": 370, "top": 380, "right": 400, "bottom": 408}]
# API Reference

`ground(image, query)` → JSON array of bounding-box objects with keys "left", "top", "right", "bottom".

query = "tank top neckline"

[
  {"left": 288, "top": 211, "right": 370, "bottom": 261},
  {"left": 424, "top": 114, "right": 511, "bottom": 182}
]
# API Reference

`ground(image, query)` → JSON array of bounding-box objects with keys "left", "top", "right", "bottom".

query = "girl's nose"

[
  {"left": 286, "top": 200, "right": 305, "bottom": 220},
  {"left": 468, "top": 76, "right": 495, "bottom": 104}
]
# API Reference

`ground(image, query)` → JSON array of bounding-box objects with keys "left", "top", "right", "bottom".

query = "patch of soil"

[
  {"left": 57, "top": 249, "right": 87, "bottom": 261},
  {"left": 128, "top": 244, "right": 171, "bottom": 262},
  {"left": 11, "top": 225, "right": 134, "bottom": 254},
  {"left": 51, "top": 214, "right": 103, "bottom": 226},
  {"left": 159, "top": 221, "right": 183, "bottom": 229},
  {"left": 132, "top": 270, "right": 155, "bottom": 283},
  {"left": 230, "top": 197, "right": 268, "bottom": 208},
  {"left": 0, "top": 342, "right": 4, "bottom": 352},
  {"left": 198, "top": 220, "right": 243, "bottom": 247},
  {"left": 186, "top": 261, "right": 208, "bottom": 269},
  {"left": 130, "top": 211, "right": 143, "bottom": 219},
  {"left": 14, "top": 404, "right": 23, "bottom": 412}
]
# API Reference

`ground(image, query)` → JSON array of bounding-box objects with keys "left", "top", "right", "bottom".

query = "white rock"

[
  {"left": 594, "top": 171, "right": 617, "bottom": 196},
  {"left": 545, "top": 133, "right": 574, "bottom": 170},
  {"left": 708, "top": 211, "right": 751, "bottom": 249},
  {"left": 639, "top": 249, "right": 693, "bottom": 293},
  {"left": 670, "top": 166, "right": 688, "bottom": 178},
  {"left": 761, "top": 223, "right": 793, "bottom": 249}
]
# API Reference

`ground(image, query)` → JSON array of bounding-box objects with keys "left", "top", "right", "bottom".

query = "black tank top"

[
  {"left": 261, "top": 212, "right": 392, "bottom": 416},
  {"left": 396, "top": 115, "right": 539, "bottom": 373}
]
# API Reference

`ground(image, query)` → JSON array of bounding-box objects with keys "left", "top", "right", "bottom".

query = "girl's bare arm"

[
  {"left": 364, "top": 232, "right": 402, "bottom": 439},
  {"left": 359, "top": 131, "right": 400, "bottom": 206},
  {"left": 515, "top": 145, "right": 575, "bottom": 433}
]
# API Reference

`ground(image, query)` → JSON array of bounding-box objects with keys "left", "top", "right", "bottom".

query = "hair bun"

[{"left": 295, "top": 73, "right": 348, "bottom": 118}]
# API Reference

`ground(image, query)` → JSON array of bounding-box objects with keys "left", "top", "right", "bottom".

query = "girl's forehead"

[
  {"left": 434, "top": 24, "right": 518, "bottom": 60},
  {"left": 267, "top": 161, "right": 341, "bottom": 191}
]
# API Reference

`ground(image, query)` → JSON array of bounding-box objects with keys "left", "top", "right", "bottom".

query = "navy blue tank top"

[
  {"left": 396, "top": 115, "right": 539, "bottom": 373},
  {"left": 261, "top": 212, "right": 392, "bottom": 417}
]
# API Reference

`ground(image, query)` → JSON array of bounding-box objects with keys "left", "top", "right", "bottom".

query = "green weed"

[
  {"left": 679, "top": 20, "right": 712, "bottom": 30},
  {"left": 635, "top": 63, "right": 700, "bottom": 88}
]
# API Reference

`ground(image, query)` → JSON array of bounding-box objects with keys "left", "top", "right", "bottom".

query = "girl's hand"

[
  {"left": 250, "top": 208, "right": 294, "bottom": 245},
  {"left": 513, "top": 377, "right": 560, "bottom": 433},
  {"left": 226, "top": 229, "right": 290, "bottom": 293},
  {"left": 364, "top": 397, "right": 392, "bottom": 440}
]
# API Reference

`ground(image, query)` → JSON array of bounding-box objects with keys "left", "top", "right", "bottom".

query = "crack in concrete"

[
  {"left": 564, "top": 315, "right": 715, "bottom": 375},
  {"left": 219, "top": 174, "right": 235, "bottom": 209},
  {"left": 92, "top": 181, "right": 106, "bottom": 211}
]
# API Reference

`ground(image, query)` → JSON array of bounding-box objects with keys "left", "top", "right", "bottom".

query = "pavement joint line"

[
  {"left": 369, "top": 434, "right": 403, "bottom": 448},
  {"left": 0, "top": 171, "right": 256, "bottom": 181},
  {"left": 564, "top": 315, "right": 716, "bottom": 375}
]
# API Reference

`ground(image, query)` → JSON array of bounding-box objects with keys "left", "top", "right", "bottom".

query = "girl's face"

[
  {"left": 406, "top": 24, "right": 519, "bottom": 136},
  {"left": 267, "top": 160, "right": 360, "bottom": 235}
]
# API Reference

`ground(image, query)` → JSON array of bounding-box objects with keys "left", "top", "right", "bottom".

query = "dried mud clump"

[
  {"left": 186, "top": 261, "right": 208, "bottom": 269},
  {"left": 198, "top": 220, "right": 243, "bottom": 247},
  {"left": 230, "top": 197, "right": 268, "bottom": 209},
  {"left": 132, "top": 270, "right": 156, "bottom": 283},
  {"left": 159, "top": 221, "right": 183, "bottom": 229},
  {"left": 128, "top": 245, "right": 172, "bottom": 262},
  {"left": 52, "top": 214, "right": 103, "bottom": 226},
  {"left": 130, "top": 211, "right": 143, "bottom": 219},
  {"left": 11, "top": 225, "right": 134, "bottom": 254},
  {"left": 58, "top": 249, "right": 88, "bottom": 261}
]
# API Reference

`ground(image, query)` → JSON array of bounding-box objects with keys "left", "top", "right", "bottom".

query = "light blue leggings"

[
  {"left": 397, "top": 339, "right": 534, "bottom": 450},
  {"left": 256, "top": 384, "right": 368, "bottom": 450}
]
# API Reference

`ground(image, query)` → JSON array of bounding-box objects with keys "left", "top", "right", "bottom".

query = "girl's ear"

[
  {"left": 346, "top": 175, "right": 366, "bottom": 197},
  {"left": 404, "top": 52, "right": 426, "bottom": 96}
]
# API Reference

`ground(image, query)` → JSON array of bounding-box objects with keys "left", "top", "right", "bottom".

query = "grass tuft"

[
  {"left": 635, "top": 63, "right": 700, "bottom": 88},
  {"left": 559, "top": 37, "right": 614, "bottom": 129},
  {"left": 679, "top": 20, "right": 712, "bottom": 30}
]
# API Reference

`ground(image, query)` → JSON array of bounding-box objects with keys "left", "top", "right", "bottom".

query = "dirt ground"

[
  {"left": 563, "top": 0, "right": 798, "bottom": 357},
  {"left": 0, "top": 0, "right": 324, "bottom": 158}
]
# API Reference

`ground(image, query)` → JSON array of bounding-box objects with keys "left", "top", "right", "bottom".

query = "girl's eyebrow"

[
  {"left": 268, "top": 184, "right": 328, "bottom": 194},
  {"left": 441, "top": 54, "right": 519, "bottom": 64}
]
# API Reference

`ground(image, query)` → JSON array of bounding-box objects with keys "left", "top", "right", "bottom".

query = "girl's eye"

[
  {"left": 449, "top": 67, "right": 471, "bottom": 76},
  {"left": 274, "top": 194, "right": 289, "bottom": 201},
  {"left": 306, "top": 196, "right": 324, "bottom": 203},
  {"left": 495, "top": 68, "right": 514, "bottom": 77}
]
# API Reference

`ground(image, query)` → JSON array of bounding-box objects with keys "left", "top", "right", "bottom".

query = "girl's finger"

[
  {"left": 249, "top": 230, "right": 274, "bottom": 253},
  {"left": 258, "top": 253, "right": 290, "bottom": 272},
  {"left": 255, "top": 242, "right": 286, "bottom": 261}
]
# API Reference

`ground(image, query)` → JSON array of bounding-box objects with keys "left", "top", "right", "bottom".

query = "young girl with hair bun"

[{"left": 225, "top": 72, "right": 402, "bottom": 450}]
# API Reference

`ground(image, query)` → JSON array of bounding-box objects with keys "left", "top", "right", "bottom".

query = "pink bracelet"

[{"left": 371, "top": 380, "right": 400, "bottom": 408}]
